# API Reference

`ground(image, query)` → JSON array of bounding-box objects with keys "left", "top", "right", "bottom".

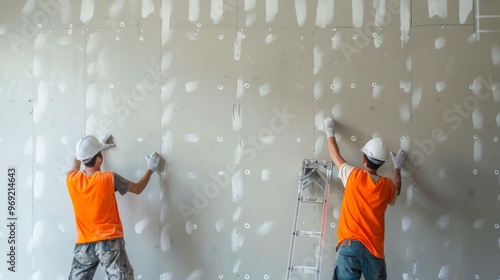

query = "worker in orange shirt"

[
  {"left": 66, "top": 134, "right": 160, "bottom": 280},
  {"left": 323, "top": 117, "right": 405, "bottom": 280}
]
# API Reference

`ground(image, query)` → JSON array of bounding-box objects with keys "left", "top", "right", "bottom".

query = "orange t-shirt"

[
  {"left": 337, "top": 165, "right": 396, "bottom": 258},
  {"left": 66, "top": 170, "right": 124, "bottom": 244}
]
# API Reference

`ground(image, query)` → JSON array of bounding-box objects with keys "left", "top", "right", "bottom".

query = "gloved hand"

[
  {"left": 390, "top": 149, "right": 406, "bottom": 169},
  {"left": 101, "top": 134, "right": 115, "bottom": 150},
  {"left": 145, "top": 152, "right": 160, "bottom": 172},
  {"left": 323, "top": 117, "right": 336, "bottom": 138}
]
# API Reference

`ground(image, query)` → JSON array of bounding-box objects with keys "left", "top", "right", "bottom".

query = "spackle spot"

[
  {"left": 475, "top": 275, "right": 480, "bottom": 279},
  {"left": 160, "top": 224, "right": 171, "bottom": 252},
  {"left": 244, "top": 170, "right": 250, "bottom": 175},
  {"left": 215, "top": 218, "right": 225, "bottom": 232},
  {"left": 186, "top": 220, "right": 196, "bottom": 234},
  {"left": 138, "top": 137, "right": 143, "bottom": 142},
  {"left": 161, "top": 130, "right": 173, "bottom": 155},
  {"left": 399, "top": 104, "right": 410, "bottom": 122},
  {"left": 231, "top": 227, "right": 244, "bottom": 252},
  {"left": 495, "top": 170, "right": 499, "bottom": 175},
  {"left": 139, "top": 36, "right": 144, "bottom": 41},
  {"left": 115, "top": 36, "right": 120, "bottom": 41},
  {"left": 400, "top": 136, "right": 410, "bottom": 151},
  {"left": 231, "top": 172, "right": 243, "bottom": 202},
  {"left": 402, "top": 216, "right": 411, "bottom": 232},
  {"left": 184, "top": 133, "right": 199, "bottom": 143},
  {"left": 185, "top": 81, "right": 200, "bottom": 92},
  {"left": 218, "top": 85, "right": 223, "bottom": 90},
  {"left": 261, "top": 169, "right": 271, "bottom": 181},
  {"left": 264, "top": 275, "right": 269, "bottom": 280},
  {"left": 80, "top": 0, "right": 95, "bottom": 23},
  {"left": 245, "top": 274, "right": 250, "bottom": 279},
  {"left": 374, "top": 34, "right": 385, "bottom": 48},
  {"left": 472, "top": 109, "right": 483, "bottom": 130},
  {"left": 188, "top": 171, "right": 198, "bottom": 179},
  {"left": 186, "top": 269, "right": 203, "bottom": 280},
  {"left": 492, "top": 44, "right": 500, "bottom": 66},
  {"left": 33, "top": 220, "right": 45, "bottom": 248},
  {"left": 437, "top": 169, "right": 447, "bottom": 179},
  {"left": 244, "top": 223, "right": 250, "bottom": 229},
  {"left": 331, "top": 223, "right": 336, "bottom": 228},
  {"left": 219, "top": 274, "right": 224, "bottom": 279},
  {"left": 34, "top": 171, "right": 45, "bottom": 200},
  {"left": 351, "top": 136, "right": 357, "bottom": 141},
  {"left": 259, "top": 83, "right": 271, "bottom": 96},
  {"left": 351, "top": 83, "right": 356, "bottom": 89},
  {"left": 137, "top": 274, "right": 142, "bottom": 279},
  {"left": 473, "top": 219, "right": 485, "bottom": 229},
  {"left": 260, "top": 134, "right": 274, "bottom": 145},
  {"left": 58, "top": 222, "right": 67, "bottom": 232},
  {"left": 314, "top": 46, "right": 324, "bottom": 75},
  {"left": 265, "top": 34, "right": 276, "bottom": 44},
  {"left": 406, "top": 56, "right": 412, "bottom": 72},
  {"left": 497, "top": 112, "right": 500, "bottom": 127},
  {"left": 412, "top": 87, "right": 423, "bottom": 109},
  {"left": 332, "top": 103, "right": 342, "bottom": 119},
  {"left": 332, "top": 206, "right": 341, "bottom": 220},
  {"left": 314, "top": 80, "right": 323, "bottom": 100},
  {"left": 331, "top": 77, "right": 342, "bottom": 94},
  {"left": 495, "top": 224, "right": 499, "bottom": 229},
  {"left": 233, "top": 206, "right": 243, "bottom": 221},
  {"left": 473, "top": 169, "right": 478, "bottom": 175},
  {"left": 436, "top": 81, "right": 447, "bottom": 92},
  {"left": 257, "top": 221, "right": 275, "bottom": 236},
  {"left": 372, "top": 84, "right": 383, "bottom": 98},
  {"left": 135, "top": 217, "right": 151, "bottom": 234},
  {"left": 233, "top": 259, "right": 242, "bottom": 273},
  {"left": 436, "top": 214, "right": 450, "bottom": 231},
  {"left": 435, "top": 36, "right": 447, "bottom": 49},
  {"left": 474, "top": 139, "right": 482, "bottom": 162},
  {"left": 438, "top": 266, "right": 449, "bottom": 279},
  {"left": 160, "top": 272, "right": 173, "bottom": 279}
]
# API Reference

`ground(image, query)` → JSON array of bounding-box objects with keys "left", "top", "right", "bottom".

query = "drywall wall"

[{"left": 0, "top": 0, "right": 499, "bottom": 279}]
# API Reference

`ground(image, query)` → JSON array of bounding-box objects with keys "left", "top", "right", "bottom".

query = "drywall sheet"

[
  {"left": 412, "top": 25, "right": 500, "bottom": 279},
  {"left": 1, "top": 0, "right": 500, "bottom": 280}
]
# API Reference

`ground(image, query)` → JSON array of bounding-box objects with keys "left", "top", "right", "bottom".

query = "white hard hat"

[
  {"left": 75, "top": 135, "right": 103, "bottom": 163},
  {"left": 361, "top": 138, "right": 389, "bottom": 163}
]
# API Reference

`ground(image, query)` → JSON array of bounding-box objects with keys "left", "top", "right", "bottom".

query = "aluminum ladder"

[{"left": 286, "top": 159, "right": 333, "bottom": 280}]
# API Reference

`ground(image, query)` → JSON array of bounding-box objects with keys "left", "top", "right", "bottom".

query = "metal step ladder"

[{"left": 286, "top": 159, "right": 333, "bottom": 280}]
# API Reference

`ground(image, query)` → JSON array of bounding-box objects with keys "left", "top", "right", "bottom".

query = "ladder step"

[
  {"left": 296, "top": 230, "right": 321, "bottom": 238},
  {"left": 291, "top": 265, "right": 319, "bottom": 274},
  {"left": 300, "top": 196, "right": 324, "bottom": 203}
]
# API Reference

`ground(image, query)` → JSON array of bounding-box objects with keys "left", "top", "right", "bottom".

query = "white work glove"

[
  {"left": 145, "top": 152, "right": 160, "bottom": 172},
  {"left": 101, "top": 134, "right": 115, "bottom": 150},
  {"left": 323, "top": 117, "right": 336, "bottom": 138},
  {"left": 390, "top": 149, "right": 406, "bottom": 169}
]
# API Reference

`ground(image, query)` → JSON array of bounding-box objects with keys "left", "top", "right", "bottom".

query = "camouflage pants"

[{"left": 68, "top": 238, "right": 134, "bottom": 280}]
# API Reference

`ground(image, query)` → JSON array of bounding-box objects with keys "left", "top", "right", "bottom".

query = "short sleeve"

[
  {"left": 113, "top": 173, "right": 130, "bottom": 196},
  {"left": 338, "top": 163, "right": 355, "bottom": 187}
]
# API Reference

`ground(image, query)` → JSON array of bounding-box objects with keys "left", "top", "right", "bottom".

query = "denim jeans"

[
  {"left": 68, "top": 238, "right": 134, "bottom": 280},
  {"left": 332, "top": 240, "right": 387, "bottom": 280}
]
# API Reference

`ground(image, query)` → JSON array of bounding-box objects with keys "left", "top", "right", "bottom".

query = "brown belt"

[{"left": 336, "top": 239, "right": 353, "bottom": 251}]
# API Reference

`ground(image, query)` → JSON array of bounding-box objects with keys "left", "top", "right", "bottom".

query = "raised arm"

[
  {"left": 128, "top": 152, "right": 161, "bottom": 195},
  {"left": 71, "top": 157, "right": 81, "bottom": 171},
  {"left": 390, "top": 149, "right": 405, "bottom": 196},
  {"left": 324, "top": 117, "right": 346, "bottom": 170}
]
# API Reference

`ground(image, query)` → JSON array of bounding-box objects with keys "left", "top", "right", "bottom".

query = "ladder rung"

[
  {"left": 301, "top": 196, "right": 324, "bottom": 203},
  {"left": 296, "top": 230, "right": 321, "bottom": 238},
  {"left": 291, "top": 265, "right": 319, "bottom": 274}
]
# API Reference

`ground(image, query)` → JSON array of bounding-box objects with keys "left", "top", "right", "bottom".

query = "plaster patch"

[
  {"left": 185, "top": 220, "right": 196, "bottom": 234},
  {"left": 160, "top": 272, "right": 173, "bottom": 280},
  {"left": 400, "top": 0, "right": 411, "bottom": 44},
  {"left": 473, "top": 219, "right": 485, "bottom": 229},
  {"left": 265, "top": 33, "right": 276, "bottom": 44},
  {"left": 161, "top": 0, "right": 172, "bottom": 45},
  {"left": 135, "top": 217, "right": 151, "bottom": 234},
  {"left": 233, "top": 206, "right": 242, "bottom": 221},
  {"left": 185, "top": 81, "right": 199, "bottom": 93},
  {"left": 459, "top": 0, "right": 473, "bottom": 24},
  {"left": 259, "top": 83, "right": 271, "bottom": 96},
  {"left": 373, "top": 34, "right": 385, "bottom": 48},
  {"left": 332, "top": 103, "right": 342, "bottom": 119},
  {"left": 331, "top": 33, "right": 341, "bottom": 50},
  {"left": 142, "top": 0, "right": 154, "bottom": 18},
  {"left": 474, "top": 139, "right": 482, "bottom": 162},
  {"left": 492, "top": 44, "right": 500, "bottom": 66},
  {"left": 231, "top": 227, "right": 244, "bottom": 252},
  {"left": 186, "top": 269, "right": 203, "bottom": 280},
  {"left": 232, "top": 104, "right": 242, "bottom": 131},
  {"left": 257, "top": 220, "right": 275, "bottom": 236},
  {"left": 402, "top": 216, "right": 411, "bottom": 232},
  {"left": 161, "top": 79, "right": 177, "bottom": 102},
  {"left": 428, "top": 0, "right": 448, "bottom": 19},
  {"left": 332, "top": 206, "right": 340, "bottom": 220},
  {"left": 266, "top": 0, "right": 278, "bottom": 23},
  {"left": 314, "top": 80, "right": 323, "bottom": 100},
  {"left": 162, "top": 52, "right": 174, "bottom": 72},
  {"left": 109, "top": 0, "right": 126, "bottom": 18},
  {"left": 245, "top": 0, "right": 256, "bottom": 11},
  {"left": 231, "top": 171, "right": 243, "bottom": 202},
  {"left": 472, "top": 109, "right": 483, "bottom": 130},
  {"left": 215, "top": 218, "right": 225, "bottom": 232},
  {"left": 314, "top": 137, "right": 324, "bottom": 159},
  {"left": 22, "top": 0, "right": 35, "bottom": 15},
  {"left": 352, "top": 0, "right": 364, "bottom": 27},
  {"left": 372, "top": 84, "right": 383, "bottom": 98},
  {"left": 295, "top": 0, "right": 307, "bottom": 26},
  {"left": 261, "top": 169, "right": 271, "bottom": 181},
  {"left": 210, "top": 0, "right": 224, "bottom": 24},
  {"left": 234, "top": 31, "right": 244, "bottom": 61},
  {"left": 435, "top": 36, "right": 447, "bottom": 49},
  {"left": 399, "top": 104, "right": 410, "bottom": 122},
  {"left": 160, "top": 224, "right": 171, "bottom": 252},
  {"left": 373, "top": 0, "right": 386, "bottom": 27},
  {"left": 34, "top": 81, "right": 48, "bottom": 123},
  {"left": 184, "top": 133, "right": 199, "bottom": 143},
  {"left": 233, "top": 258, "right": 242, "bottom": 273},
  {"left": 188, "top": 0, "right": 200, "bottom": 22},
  {"left": 400, "top": 136, "right": 410, "bottom": 151},
  {"left": 497, "top": 112, "right": 500, "bottom": 127},
  {"left": 436, "top": 214, "right": 450, "bottom": 230},
  {"left": 313, "top": 46, "right": 323, "bottom": 75},
  {"left": 436, "top": 81, "right": 447, "bottom": 92},
  {"left": 161, "top": 103, "right": 175, "bottom": 126},
  {"left": 438, "top": 266, "right": 449, "bottom": 279},
  {"left": 32, "top": 220, "right": 45, "bottom": 248},
  {"left": 161, "top": 130, "right": 173, "bottom": 155},
  {"left": 316, "top": 0, "right": 335, "bottom": 28}
]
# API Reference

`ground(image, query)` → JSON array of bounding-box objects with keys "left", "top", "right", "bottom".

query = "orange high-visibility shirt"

[
  {"left": 337, "top": 167, "right": 396, "bottom": 258},
  {"left": 66, "top": 170, "right": 124, "bottom": 244}
]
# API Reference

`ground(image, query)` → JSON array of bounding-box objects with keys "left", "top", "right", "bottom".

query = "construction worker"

[
  {"left": 66, "top": 134, "right": 160, "bottom": 280},
  {"left": 323, "top": 117, "right": 405, "bottom": 280}
]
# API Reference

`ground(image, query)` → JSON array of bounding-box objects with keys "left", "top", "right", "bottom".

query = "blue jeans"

[
  {"left": 332, "top": 240, "right": 387, "bottom": 280},
  {"left": 68, "top": 238, "right": 134, "bottom": 280}
]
